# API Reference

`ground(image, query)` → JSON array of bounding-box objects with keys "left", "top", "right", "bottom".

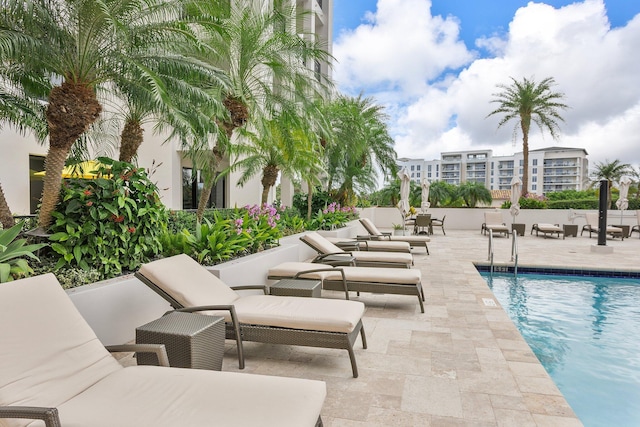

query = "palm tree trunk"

[
  {"left": 261, "top": 165, "right": 279, "bottom": 205},
  {"left": 0, "top": 183, "right": 15, "bottom": 229},
  {"left": 196, "top": 176, "right": 214, "bottom": 223},
  {"left": 39, "top": 82, "right": 101, "bottom": 229},
  {"left": 520, "top": 117, "right": 531, "bottom": 197},
  {"left": 119, "top": 119, "right": 144, "bottom": 163},
  {"left": 306, "top": 181, "right": 313, "bottom": 220}
]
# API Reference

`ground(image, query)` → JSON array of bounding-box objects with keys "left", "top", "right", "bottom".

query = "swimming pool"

[{"left": 481, "top": 272, "right": 640, "bottom": 427}]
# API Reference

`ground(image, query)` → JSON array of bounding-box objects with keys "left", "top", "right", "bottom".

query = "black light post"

[{"left": 597, "top": 179, "right": 608, "bottom": 246}]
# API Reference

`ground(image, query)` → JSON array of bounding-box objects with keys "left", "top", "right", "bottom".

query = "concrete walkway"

[{"left": 220, "top": 229, "right": 640, "bottom": 426}]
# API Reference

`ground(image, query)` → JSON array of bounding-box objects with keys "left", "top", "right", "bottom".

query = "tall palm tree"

[
  {"left": 591, "top": 159, "right": 631, "bottom": 209},
  {"left": 228, "top": 110, "right": 324, "bottom": 204},
  {"left": 457, "top": 182, "right": 493, "bottom": 207},
  {"left": 487, "top": 76, "right": 568, "bottom": 197},
  {"left": 1, "top": 0, "right": 222, "bottom": 229},
  {"left": 323, "top": 94, "right": 397, "bottom": 204},
  {"left": 192, "top": 0, "right": 332, "bottom": 217}
]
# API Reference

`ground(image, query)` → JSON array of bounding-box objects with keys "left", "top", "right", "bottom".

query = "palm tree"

[
  {"left": 428, "top": 181, "right": 456, "bottom": 207},
  {"left": 192, "top": 0, "right": 331, "bottom": 216},
  {"left": 457, "top": 182, "right": 493, "bottom": 207},
  {"left": 487, "top": 76, "right": 568, "bottom": 196},
  {"left": 591, "top": 159, "right": 631, "bottom": 209},
  {"left": 1, "top": 0, "right": 222, "bottom": 229},
  {"left": 323, "top": 94, "right": 397, "bottom": 204},
  {"left": 228, "top": 110, "right": 324, "bottom": 204}
]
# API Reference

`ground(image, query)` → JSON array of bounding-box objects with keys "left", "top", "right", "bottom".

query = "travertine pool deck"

[{"left": 132, "top": 228, "right": 640, "bottom": 426}]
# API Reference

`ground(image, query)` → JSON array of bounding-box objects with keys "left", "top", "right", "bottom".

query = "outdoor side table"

[
  {"left": 270, "top": 278, "right": 322, "bottom": 298},
  {"left": 511, "top": 223, "right": 526, "bottom": 236},
  {"left": 563, "top": 224, "right": 578, "bottom": 237},
  {"left": 136, "top": 311, "right": 225, "bottom": 371}
]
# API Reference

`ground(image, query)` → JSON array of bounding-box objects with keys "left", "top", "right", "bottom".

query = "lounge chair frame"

[
  {"left": 135, "top": 272, "right": 367, "bottom": 378},
  {"left": 267, "top": 266, "right": 426, "bottom": 314},
  {"left": 359, "top": 218, "right": 429, "bottom": 254},
  {"left": 531, "top": 223, "right": 565, "bottom": 239},
  {"left": 300, "top": 233, "right": 412, "bottom": 268},
  {"left": 580, "top": 212, "right": 624, "bottom": 240}
]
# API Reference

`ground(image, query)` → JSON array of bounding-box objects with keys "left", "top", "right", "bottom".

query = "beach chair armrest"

[
  {"left": 106, "top": 343, "right": 170, "bottom": 367},
  {"left": 0, "top": 406, "right": 61, "bottom": 427}
]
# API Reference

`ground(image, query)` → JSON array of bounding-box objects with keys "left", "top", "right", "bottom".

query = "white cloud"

[{"left": 333, "top": 0, "right": 640, "bottom": 168}]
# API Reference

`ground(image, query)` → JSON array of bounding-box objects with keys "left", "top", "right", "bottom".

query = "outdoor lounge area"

[{"left": 6, "top": 216, "right": 640, "bottom": 425}]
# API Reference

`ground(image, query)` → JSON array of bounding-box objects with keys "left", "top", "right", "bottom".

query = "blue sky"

[{"left": 331, "top": 1, "right": 640, "bottom": 167}]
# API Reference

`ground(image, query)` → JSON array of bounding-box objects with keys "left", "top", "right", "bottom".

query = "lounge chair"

[
  {"left": 430, "top": 215, "right": 446, "bottom": 235},
  {"left": 0, "top": 273, "right": 326, "bottom": 427},
  {"left": 136, "top": 254, "right": 367, "bottom": 377},
  {"left": 300, "top": 232, "right": 413, "bottom": 268},
  {"left": 267, "top": 261, "right": 425, "bottom": 313},
  {"left": 580, "top": 212, "right": 624, "bottom": 240},
  {"left": 631, "top": 210, "right": 640, "bottom": 238},
  {"left": 325, "top": 236, "right": 412, "bottom": 253},
  {"left": 481, "top": 212, "right": 510, "bottom": 237},
  {"left": 531, "top": 223, "right": 565, "bottom": 239},
  {"left": 359, "top": 218, "right": 430, "bottom": 254}
]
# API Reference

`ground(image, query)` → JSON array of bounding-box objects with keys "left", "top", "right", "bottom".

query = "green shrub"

[
  {"left": 547, "top": 199, "right": 599, "bottom": 209},
  {"left": 306, "top": 202, "right": 359, "bottom": 230},
  {"left": 0, "top": 221, "right": 47, "bottom": 282},
  {"left": 292, "top": 188, "right": 334, "bottom": 217},
  {"left": 518, "top": 194, "right": 548, "bottom": 209},
  {"left": 48, "top": 158, "right": 168, "bottom": 279}
]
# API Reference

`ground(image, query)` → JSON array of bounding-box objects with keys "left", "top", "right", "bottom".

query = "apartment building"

[
  {"left": 0, "top": 0, "right": 333, "bottom": 215},
  {"left": 397, "top": 146, "right": 589, "bottom": 195}
]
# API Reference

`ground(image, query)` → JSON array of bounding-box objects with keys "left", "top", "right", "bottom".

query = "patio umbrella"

[
  {"left": 397, "top": 168, "right": 411, "bottom": 234},
  {"left": 509, "top": 176, "right": 522, "bottom": 223},
  {"left": 420, "top": 178, "right": 430, "bottom": 213},
  {"left": 615, "top": 176, "right": 632, "bottom": 224}
]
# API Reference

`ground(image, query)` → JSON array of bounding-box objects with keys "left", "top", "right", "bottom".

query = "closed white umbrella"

[
  {"left": 420, "top": 178, "right": 431, "bottom": 213},
  {"left": 510, "top": 176, "right": 522, "bottom": 223},
  {"left": 616, "top": 176, "right": 632, "bottom": 224},
  {"left": 397, "top": 168, "right": 411, "bottom": 234}
]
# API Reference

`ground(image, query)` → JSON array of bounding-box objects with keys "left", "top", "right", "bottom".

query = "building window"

[
  {"left": 182, "top": 168, "right": 225, "bottom": 210},
  {"left": 532, "top": 167, "right": 537, "bottom": 174},
  {"left": 411, "top": 172, "right": 415, "bottom": 178},
  {"left": 519, "top": 159, "right": 523, "bottom": 166},
  {"left": 533, "top": 159, "right": 538, "bottom": 166},
  {"left": 314, "top": 59, "right": 321, "bottom": 82},
  {"left": 532, "top": 176, "right": 537, "bottom": 183},
  {"left": 29, "top": 155, "right": 45, "bottom": 214},
  {"left": 416, "top": 172, "right": 421, "bottom": 178},
  {"left": 532, "top": 184, "right": 537, "bottom": 191},
  {"left": 428, "top": 172, "right": 431, "bottom": 178},
  {"left": 427, "top": 165, "right": 432, "bottom": 172},
  {"left": 410, "top": 165, "right": 415, "bottom": 171}
]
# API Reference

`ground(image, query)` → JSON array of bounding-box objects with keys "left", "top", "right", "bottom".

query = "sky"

[{"left": 331, "top": 0, "right": 640, "bottom": 170}]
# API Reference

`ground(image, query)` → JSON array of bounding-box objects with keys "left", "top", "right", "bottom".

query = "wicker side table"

[
  {"left": 136, "top": 311, "right": 225, "bottom": 371},
  {"left": 270, "top": 278, "right": 322, "bottom": 298}
]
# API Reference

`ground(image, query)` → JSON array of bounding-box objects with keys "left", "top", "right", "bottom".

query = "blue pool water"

[{"left": 482, "top": 273, "right": 640, "bottom": 427}]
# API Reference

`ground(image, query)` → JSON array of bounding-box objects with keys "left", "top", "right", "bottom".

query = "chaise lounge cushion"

[
  {"left": 302, "top": 232, "right": 413, "bottom": 267},
  {"left": 139, "top": 255, "right": 365, "bottom": 334},
  {"left": 55, "top": 366, "right": 325, "bottom": 427},
  {"left": 325, "top": 237, "right": 411, "bottom": 252},
  {"left": 269, "top": 262, "right": 421, "bottom": 285}
]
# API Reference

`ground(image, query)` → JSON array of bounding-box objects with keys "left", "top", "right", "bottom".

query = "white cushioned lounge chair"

[
  {"left": 580, "top": 212, "right": 624, "bottom": 240},
  {"left": 324, "top": 237, "right": 412, "bottom": 253},
  {"left": 481, "top": 212, "right": 510, "bottom": 237},
  {"left": 531, "top": 223, "right": 565, "bottom": 239},
  {"left": 267, "top": 261, "right": 425, "bottom": 313},
  {"left": 632, "top": 210, "right": 640, "bottom": 238},
  {"left": 358, "top": 218, "right": 429, "bottom": 254},
  {"left": 0, "top": 273, "right": 326, "bottom": 427},
  {"left": 301, "top": 232, "right": 413, "bottom": 268},
  {"left": 136, "top": 254, "right": 367, "bottom": 377}
]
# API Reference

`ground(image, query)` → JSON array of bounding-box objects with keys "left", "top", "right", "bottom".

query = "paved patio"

[{"left": 129, "top": 228, "right": 640, "bottom": 426}]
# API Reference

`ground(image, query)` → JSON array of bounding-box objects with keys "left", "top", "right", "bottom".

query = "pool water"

[{"left": 482, "top": 273, "right": 640, "bottom": 427}]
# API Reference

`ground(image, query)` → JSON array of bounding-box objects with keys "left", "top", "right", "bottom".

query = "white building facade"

[
  {"left": 397, "top": 146, "right": 589, "bottom": 196},
  {"left": 0, "top": 0, "right": 332, "bottom": 216}
]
